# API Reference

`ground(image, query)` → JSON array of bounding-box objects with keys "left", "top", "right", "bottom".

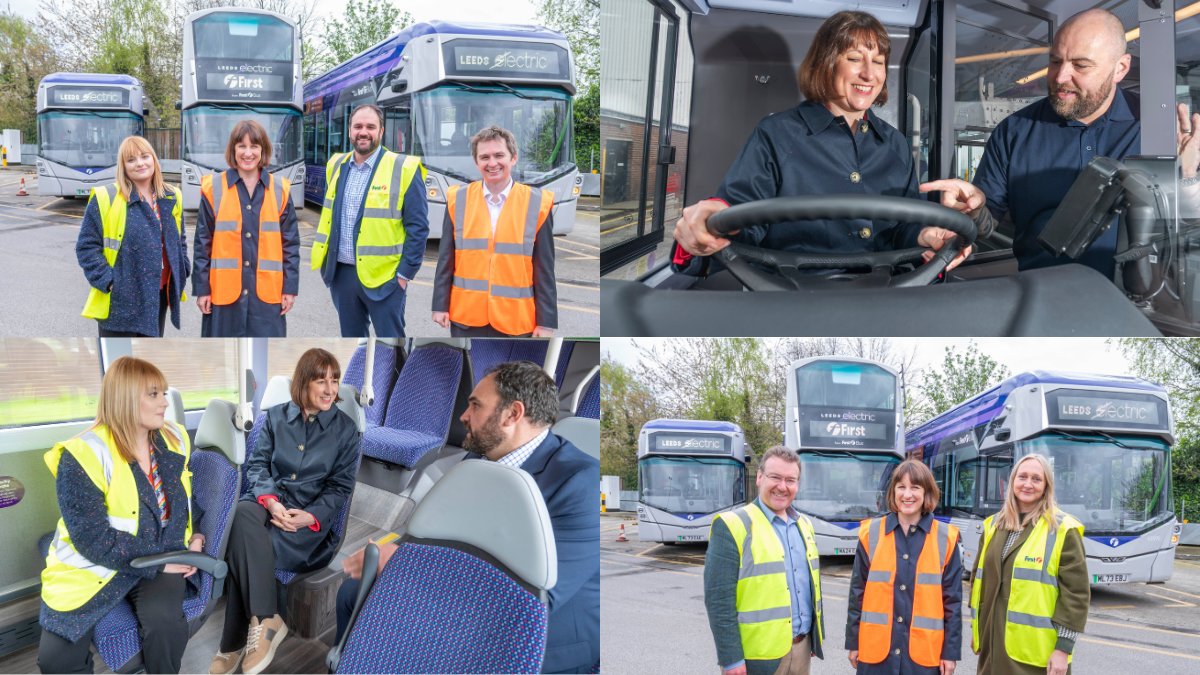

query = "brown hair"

[
  {"left": 885, "top": 459, "right": 940, "bottom": 514},
  {"left": 115, "top": 136, "right": 168, "bottom": 201},
  {"left": 798, "top": 10, "right": 891, "bottom": 106},
  {"left": 351, "top": 103, "right": 385, "bottom": 127},
  {"left": 470, "top": 125, "right": 518, "bottom": 160},
  {"left": 757, "top": 445, "right": 801, "bottom": 475},
  {"left": 290, "top": 348, "right": 341, "bottom": 412},
  {"left": 225, "top": 119, "right": 273, "bottom": 170},
  {"left": 94, "top": 356, "right": 169, "bottom": 463}
]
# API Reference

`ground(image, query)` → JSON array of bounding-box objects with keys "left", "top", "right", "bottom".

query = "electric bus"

[
  {"left": 600, "top": 0, "right": 1200, "bottom": 337},
  {"left": 303, "top": 21, "right": 581, "bottom": 237},
  {"left": 784, "top": 356, "right": 905, "bottom": 556},
  {"left": 0, "top": 337, "right": 599, "bottom": 672},
  {"left": 636, "top": 419, "right": 751, "bottom": 543},
  {"left": 34, "top": 73, "right": 146, "bottom": 198},
  {"left": 905, "top": 370, "right": 1180, "bottom": 584},
  {"left": 181, "top": 8, "right": 305, "bottom": 209}
]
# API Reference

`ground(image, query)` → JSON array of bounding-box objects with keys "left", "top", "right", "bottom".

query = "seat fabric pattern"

[
  {"left": 337, "top": 543, "right": 547, "bottom": 674},
  {"left": 344, "top": 345, "right": 400, "bottom": 427},
  {"left": 577, "top": 374, "right": 600, "bottom": 420},
  {"left": 362, "top": 347, "right": 462, "bottom": 467}
]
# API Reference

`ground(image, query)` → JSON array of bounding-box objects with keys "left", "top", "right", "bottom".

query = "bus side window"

[{"left": 385, "top": 105, "right": 411, "bottom": 153}]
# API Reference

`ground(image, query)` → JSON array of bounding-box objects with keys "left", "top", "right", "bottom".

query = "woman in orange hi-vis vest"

[
  {"left": 431, "top": 125, "right": 558, "bottom": 337},
  {"left": 846, "top": 459, "right": 963, "bottom": 675},
  {"left": 193, "top": 119, "right": 300, "bottom": 337}
]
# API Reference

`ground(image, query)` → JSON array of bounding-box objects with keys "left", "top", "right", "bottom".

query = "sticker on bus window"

[{"left": 0, "top": 477, "right": 25, "bottom": 509}]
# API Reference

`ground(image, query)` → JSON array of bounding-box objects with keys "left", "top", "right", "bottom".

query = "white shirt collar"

[
  {"left": 485, "top": 178, "right": 514, "bottom": 204},
  {"left": 493, "top": 427, "right": 549, "bottom": 470}
]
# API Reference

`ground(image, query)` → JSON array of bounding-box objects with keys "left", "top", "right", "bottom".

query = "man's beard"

[
  {"left": 463, "top": 409, "right": 505, "bottom": 456},
  {"left": 1049, "top": 71, "right": 1114, "bottom": 121}
]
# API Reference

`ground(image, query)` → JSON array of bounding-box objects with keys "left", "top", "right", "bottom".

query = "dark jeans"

[
  {"left": 37, "top": 571, "right": 188, "bottom": 674},
  {"left": 220, "top": 501, "right": 279, "bottom": 652},
  {"left": 98, "top": 286, "right": 169, "bottom": 337},
  {"left": 330, "top": 263, "right": 408, "bottom": 337}
]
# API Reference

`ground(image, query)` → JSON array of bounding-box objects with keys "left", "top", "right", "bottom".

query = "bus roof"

[
  {"left": 304, "top": 21, "right": 568, "bottom": 100},
  {"left": 41, "top": 72, "right": 140, "bottom": 86},
  {"left": 642, "top": 419, "right": 743, "bottom": 432},
  {"left": 906, "top": 370, "right": 1166, "bottom": 444}
]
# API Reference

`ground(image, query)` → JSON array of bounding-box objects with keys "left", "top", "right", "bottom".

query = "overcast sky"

[{"left": 602, "top": 338, "right": 1136, "bottom": 382}]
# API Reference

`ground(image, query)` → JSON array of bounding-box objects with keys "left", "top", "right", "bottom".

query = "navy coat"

[
  {"left": 242, "top": 401, "right": 359, "bottom": 572},
  {"left": 76, "top": 188, "right": 189, "bottom": 335},
  {"left": 522, "top": 432, "right": 600, "bottom": 674}
]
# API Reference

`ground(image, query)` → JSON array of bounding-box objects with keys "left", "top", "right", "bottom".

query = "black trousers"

[
  {"left": 37, "top": 570, "right": 188, "bottom": 674},
  {"left": 220, "top": 501, "right": 278, "bottom": 652}
]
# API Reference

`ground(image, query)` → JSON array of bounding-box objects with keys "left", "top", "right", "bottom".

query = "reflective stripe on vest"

[
  {"left": 857, "top": 516, "right": 958, "bottom": 667},
  {"left": 446, "top": 181, "right": 552, "bottom": 335},
  {"left": 713, "top": 505, "right": 824, "bottom": 661},
  {"left": 40, "top": 422, "right": 193, "bottom": 612},
  {"left": 81, "top": 184, "right": 185, "bottom": 320},
  {"left": 201, "top": 172, "right": 288, "bottom": 305},
  {"left": 311, "top": 151, "right": 426, "bottom": 288},
  {"left": 969, "top": 512, "right": 1083, "bottom": 667}
]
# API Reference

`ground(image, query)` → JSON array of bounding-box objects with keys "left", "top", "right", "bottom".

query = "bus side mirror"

[
  {"left": 175, "top": 100, "right": 182, "bottom": 111},
  {"left": 994, "top": 428, "right": 1011, "bottom": 442},
  {"left": 391, "top": 80, "right": 408, "bottom": 94}
]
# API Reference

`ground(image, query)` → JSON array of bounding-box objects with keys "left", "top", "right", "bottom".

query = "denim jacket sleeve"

[{"left": 76, "top": 196, "right": 113, "bottom": 293}]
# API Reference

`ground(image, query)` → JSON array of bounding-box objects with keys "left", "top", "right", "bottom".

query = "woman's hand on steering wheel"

[
  {"left": 918, "top": 226, "right": 973, "bottom": 271},
  {"left": 674, "top": 198, "right": 733, "bottom": 257}
]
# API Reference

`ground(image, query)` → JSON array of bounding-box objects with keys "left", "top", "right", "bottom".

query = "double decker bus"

[
  {"left": 181, "top": 8, "right": 304, "bottom": 209},
  {"left": 35, "top": 73, "right": 146, "bottom": 198},
  {"left": 303, "top": 21, "right": 581, "bottom": 237},
  {"left": 636, "top": 419, "right": 750, "bottom": 543},
  {"left": 906, "top": 371, "right": 1180, "bottom": 584},
  {"left": 784, "top": 357, "right": 905, "bottom": 556}
]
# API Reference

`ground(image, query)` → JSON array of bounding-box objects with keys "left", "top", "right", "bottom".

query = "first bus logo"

[{"left": 223, "top": 74, "right": 266, "bottom": 89}]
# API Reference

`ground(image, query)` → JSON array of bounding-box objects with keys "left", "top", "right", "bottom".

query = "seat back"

[
  {"left": 334, "top": 460, "right": 555, "bottom": 674},
  {"left": 469, "top": 338, "right": 550, "bottom": 387},
  {"left": 575, "top": 370, "right": 600, "bottom": 420},
  {"left": 243, "top": 376, "right": 294, "bottom": 496},
  {"left": 552, "top": 417, "right": 600, "bottom": 461},
  {"left": 343, "top": 341, "right": 404, "bottom": 427}
]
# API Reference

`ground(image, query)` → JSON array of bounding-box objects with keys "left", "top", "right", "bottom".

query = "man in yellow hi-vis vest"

[
  {"left": 311, "top": 104, "right": 428, "bottom": 337},
  {"left": 704, "top": 446, "right": 825, "bottom": 675}
]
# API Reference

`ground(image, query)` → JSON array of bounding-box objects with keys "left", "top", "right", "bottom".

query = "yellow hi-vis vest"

[
  {"left": 970, "top": 511, "right": 1084, "bottom": 667},
  {"left": 311, "top": 150, "right": 426, "bottom": 288},
  {"left": 41, "top": 421, "right": 193, "bottom": 612},
  {"left": 81, "top": 183, "right": 185, "bottom": 320},
  {"left": 714, "top": 504, "right": 824, "bottom": 661}
]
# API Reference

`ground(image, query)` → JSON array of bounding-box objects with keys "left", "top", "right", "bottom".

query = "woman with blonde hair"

[
  {"left": 38, "top": 357, "right": 202, "bottom": 673},
  {"left": 846, "top": 459, "right": 962, "bottom": 675},
  {"left": 970, "top": 453, "right": 1090, "bottom": 675},
  {"left": 193, "top": 119, "right": 300, "bottom": 337},
  {"left": 76, "top": 136, "right": 188, "bottom": 336}
]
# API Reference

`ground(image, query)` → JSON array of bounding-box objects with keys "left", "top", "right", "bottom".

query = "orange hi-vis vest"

[
  {"left": 857, "top": 516, "right": 959, "bottom": 667},
  {"left": 200, "top": 172, "right": 290, "bottom": 306},
  {"left": 447, "top": 181, "right": 553, "bottom": 335}
]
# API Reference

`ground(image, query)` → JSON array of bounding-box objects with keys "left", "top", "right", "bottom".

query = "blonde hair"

[
  {"left": 94, "top": 356, "right": 168, "bottom": 463},
  {"left": 995, "top": 453, "right": 1062, "bottom": 532},
  {"left": 115, "top": 136, "right": 168, "bottom": 202}
]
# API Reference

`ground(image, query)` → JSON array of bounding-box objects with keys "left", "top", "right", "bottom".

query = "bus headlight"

[
  {"left": 183, "top": 166, "right": 200, "bottom": 185},
  {"left": 425, "top": 176, "right": 444, "bottom": 201},
  {"left": 1172, "top": 533, "right": 1180, "bottom": 545},
  {"left": 36, "top": 160, "right": 49, "bottom": 176},
  {"left": 572, "top": 185, "right": 581, "bottom": 196}
]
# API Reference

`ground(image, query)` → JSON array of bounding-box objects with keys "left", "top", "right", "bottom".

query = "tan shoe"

[
  {"left": 208, "top": 649, "right": 243, "bottom": 675},
  {"left": 241, "top": 614, "right": 289, "bottom": 675}
]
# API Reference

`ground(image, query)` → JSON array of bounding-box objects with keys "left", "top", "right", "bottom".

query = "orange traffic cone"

[
  {"left": 615, "top": 523, "right": 628, "bottom": 542},
  {"left": 16, "top": 177, "right": 28, "bottom": 196}
]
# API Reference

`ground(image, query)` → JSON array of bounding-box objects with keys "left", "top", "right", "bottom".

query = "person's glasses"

[{"left": 764, "top": 473, "right": 798, "bottom": 487}]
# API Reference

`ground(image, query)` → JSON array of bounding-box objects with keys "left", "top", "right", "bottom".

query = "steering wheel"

[{"left": 706, "top": 194, "right": 977, "bottom": 290}]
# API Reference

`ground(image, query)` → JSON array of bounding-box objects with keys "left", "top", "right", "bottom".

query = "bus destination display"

[
  {"left": 1046, "top": 389, "right": 1168, "bottom": 431},
  {"left": 650, "top": 433, "right": 730, "bottom": 455},
  {"left": 445, "top": 41, "right": 568, "bottom": 80},
  {"left": 800, "top": 409, "right": 895, "bottom": 449},
  {"left": 197, "top": 61, "right": 293, "bottom": 101},
  {"left": 48, "top": 87, "right": 129, "bottom": 108}
]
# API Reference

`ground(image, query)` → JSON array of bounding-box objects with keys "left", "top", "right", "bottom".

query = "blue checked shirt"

[
  {"left": 497, "top": 428, "right": 549, "bottom": 470},
  {"left": 337, "top": 146, "right": 383, "bottom": 264}
]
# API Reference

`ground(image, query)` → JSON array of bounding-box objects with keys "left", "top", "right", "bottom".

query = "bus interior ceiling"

[{"left": 0, "top": 338, "right": 600, "bottom": 672}]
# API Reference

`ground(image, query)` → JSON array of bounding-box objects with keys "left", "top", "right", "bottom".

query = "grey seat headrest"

[
  {"left": 194, "top": 399, "right": 244, "bottom": 465},
  {"left": 407, "top": 460, "right": 557, "bottom": 592},
  {"left": 552, "top": 417, "right": 599, "bottom": 461},
  {"left": 337, "top": 383, "right": 366, "bottom": 433}
]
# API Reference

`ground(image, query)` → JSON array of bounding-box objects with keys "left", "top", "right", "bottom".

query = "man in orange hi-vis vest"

[{"left": 431, "top": 126, "right": 557, "bottom": 337}]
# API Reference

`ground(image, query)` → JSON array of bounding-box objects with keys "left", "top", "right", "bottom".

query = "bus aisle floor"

[
  {"left": 600, "top": 514, "right": 1200, "bottom": 675},
  {"left": 0, "top": 168, "right": 600, "bottom": 337}
]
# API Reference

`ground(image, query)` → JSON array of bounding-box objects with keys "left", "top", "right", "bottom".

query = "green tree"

[
  {"left": 574, "top": 80, "right": 599, "bottom": 172},
  {"left": 0, "top": 11, "right": 59, "bottom": 141},
  {"left": 536, "top": 0, "right": 599, "bottom": 87},
  {"left": 599, "top": 357, "right": 660, "bottom": 490},
  {"left": 319, "top": 0, "right": 411, "bottom": 73},
  {"left": 908, "top": 343, "right": 1010, "bottom": 425},
  {"left": 1118, "top": 338, "right": 1200, "bottom": 519}
]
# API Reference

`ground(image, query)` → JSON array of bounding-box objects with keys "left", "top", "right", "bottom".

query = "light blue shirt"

[
  {"left": 337, "top": 145, "right": 383, "bottom": 264},
  {"left": 755, "top": 497, "right": 813, "bottom": 638}
]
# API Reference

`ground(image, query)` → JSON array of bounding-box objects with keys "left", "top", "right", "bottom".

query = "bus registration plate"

[
  {"left": 1092, "top": 573, "right": 1129, "bottom": 584},
  {"left": 677, "top": 535, "right": 705, "bottom": 542},
  {"left": 835, "top": 547, "right": 857, "bottom": 555},
  {"left": 76, "top": 188, "right": 90, "bottom": 197}
]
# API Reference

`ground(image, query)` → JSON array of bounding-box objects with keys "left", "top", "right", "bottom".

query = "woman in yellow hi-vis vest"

[
  {"left": 193, "top": 120, "right": 300, "bottom": 337},
  {"left": 970, "top": 454, "right": 1090, "bottom": 675},
  {"left": 76, "top": 137, "right": 188, "bottom": 337},
  {"left": 38, "top": 357, "right": 204, "bottom": 674}
]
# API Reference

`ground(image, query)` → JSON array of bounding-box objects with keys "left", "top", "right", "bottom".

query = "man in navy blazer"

[{"left": 336, "top": 360, "right": 600, "bottom": 673}]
